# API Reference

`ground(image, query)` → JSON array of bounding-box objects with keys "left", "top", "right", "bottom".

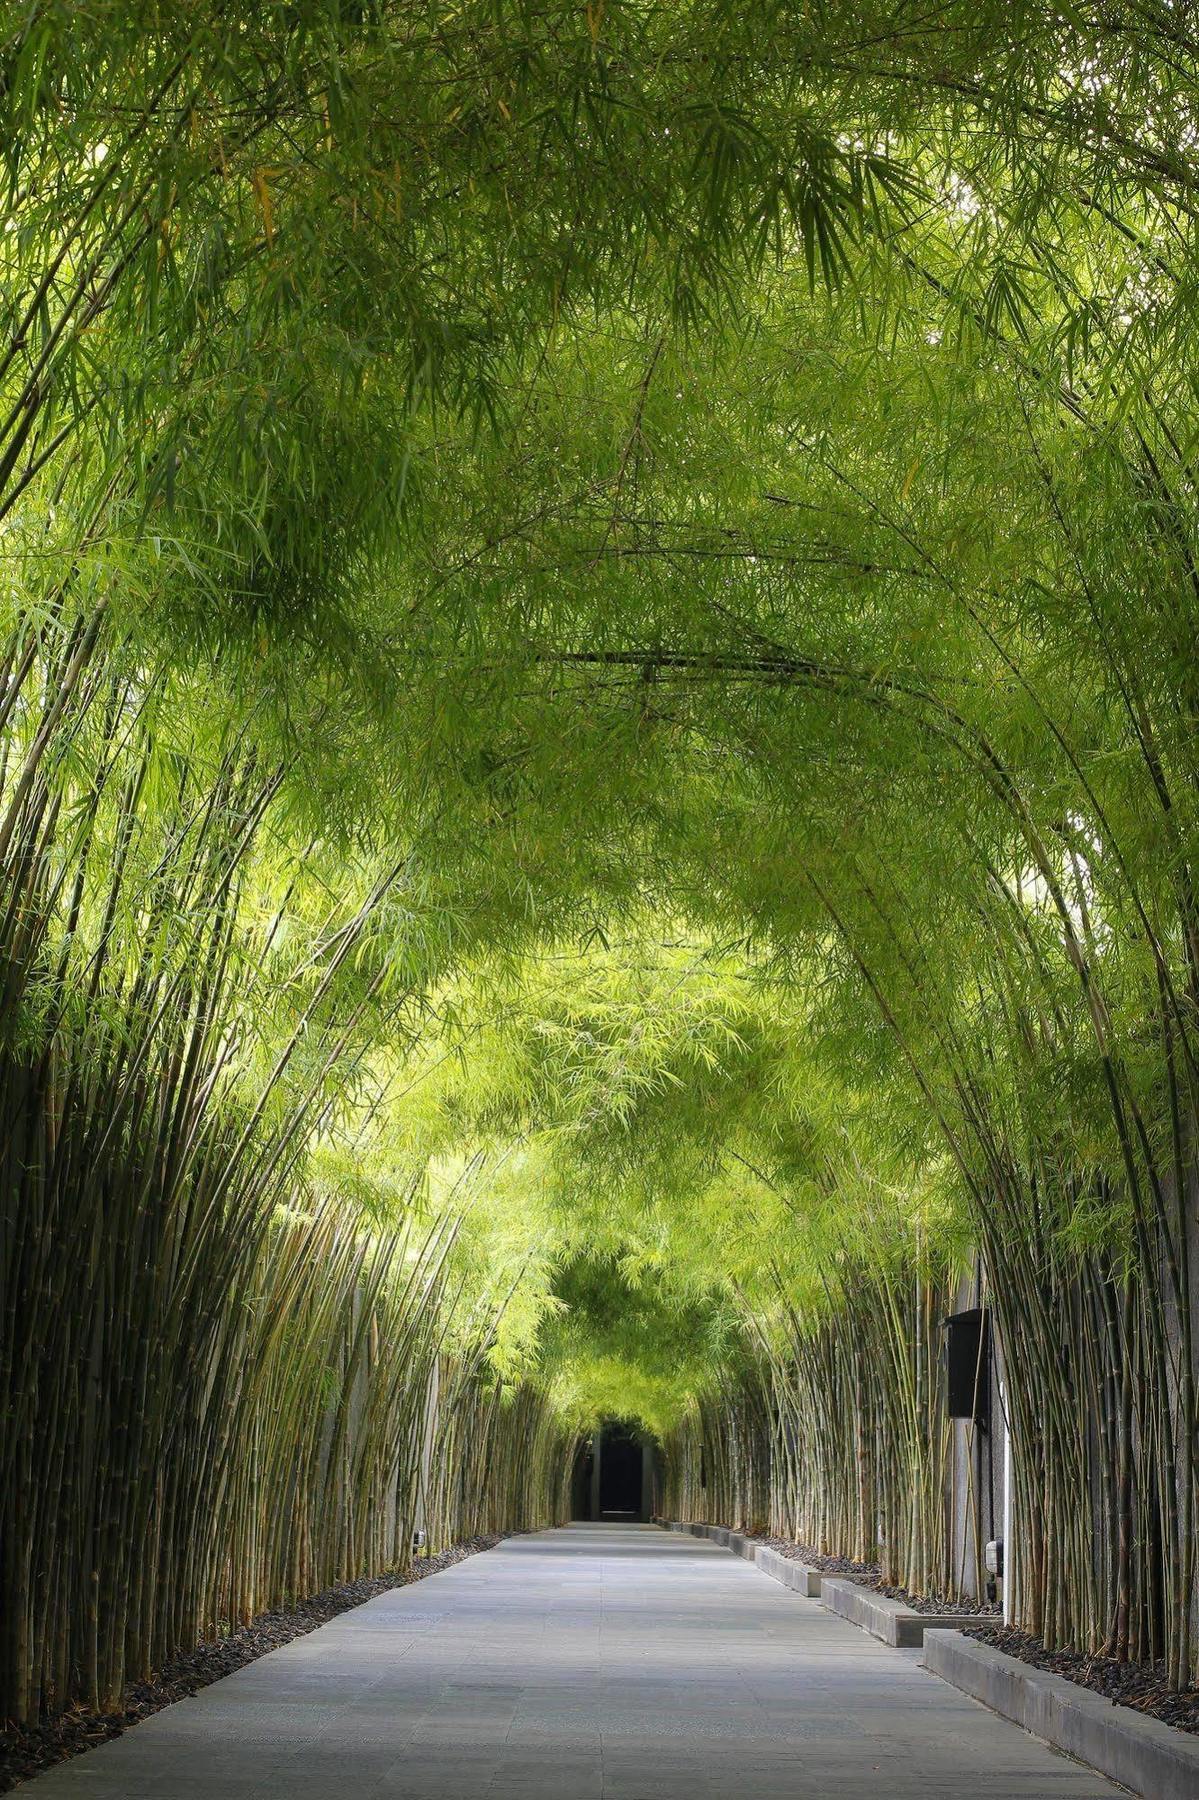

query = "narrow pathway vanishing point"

[{"left": 23, "top": 1525, "right": 1121, "bottom": 1799}]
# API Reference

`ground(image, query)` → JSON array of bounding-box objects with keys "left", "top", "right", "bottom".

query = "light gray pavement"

[{"left": 20, "top": 1523, "right": 1123, "bottom": 1799}]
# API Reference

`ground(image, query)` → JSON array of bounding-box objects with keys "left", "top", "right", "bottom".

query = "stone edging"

[
  {"left": 820, "top": 1575, "right": 980, "bottom": 1648},
  {"left": 753, "top": 1543, "right": 823, "bottom": 1598},
  {"left": 923, "top": 1629, "right": 1199, "bottom": 1800}
]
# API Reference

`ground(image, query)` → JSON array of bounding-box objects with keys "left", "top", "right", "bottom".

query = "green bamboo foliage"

[
  {"left": 980, "top": 1185, "right": 1195, "bottom": 1673},
  {"left": 0, "top": 563, "right": 556, "bottom": 1724},
  {"left": 2, "top": 1160, "right": 464, "bottom": 1722},
  {"left": 767, "top": 1272, "right": 957, "bottom": 1595},
  {"left": 11, "top": 0, "right": 1199, "bottom": 1736},
  {"left": 664, "top": 1196, "right": 1198, "bottom": 1669},
  {"left": 660, "top": 1374, "right": 772, "bottom": 1535},
  {"left": 426, "top": 1372, "right": 579, "bottom": 1547},
  {"left": 662, "top": 1265, "right": 960, "bottom": 1599},
  {"left": 815, "top": 822, "right": 1199, "bottom": 1679}
]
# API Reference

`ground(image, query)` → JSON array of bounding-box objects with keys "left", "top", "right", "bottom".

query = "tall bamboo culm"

[
  {"left": 662, "top": 1263, "right": 961, "bottom": 1600},
  {"left": 0, "top": 594, "right": 574, "bottom": 1725},
  {"left": 664, "top": 1220, "right": 1199, "bottom": 1680},
  {"left": 426, "top": 1371, "right": 580, "bottom": 1546}
]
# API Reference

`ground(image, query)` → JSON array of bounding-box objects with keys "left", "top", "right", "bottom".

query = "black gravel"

[
  {"left": 0, "top": 1536, "right": 506, "bottom": 1794},
  {"left": 966, "top": 1624, "right": 1199, "bottom": 1736},
  {"left": 855, "top": 1576, "right": 999, "bottom": 1616},
  {"left": 748, "top": 1531, "right": 1000, "bottom": 1615},
  {"left": 748, "top": 1531, "right": 882, "bottom": 1577}
]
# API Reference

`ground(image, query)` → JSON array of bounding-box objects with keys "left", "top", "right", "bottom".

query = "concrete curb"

[
  {"left": 820, "top": 1576, "right": 980, "bottom": 1648},
  {"left": 753, "top": 1542, "right": 823, "bottom": 1597},
  {"left": 653, "top": 1519, "right": 823, "bottom": 1598},
  {"left": 656, "top": 1520, "right": 971, "bottom": 1628},
  {"left": 923, "top": 1629, "right": 1199, "bottom": 1800}
]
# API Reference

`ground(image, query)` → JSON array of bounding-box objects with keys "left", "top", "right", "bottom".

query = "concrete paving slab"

[{"left": 17, "top": 1524, "right": 1124, "bottom": 1799}]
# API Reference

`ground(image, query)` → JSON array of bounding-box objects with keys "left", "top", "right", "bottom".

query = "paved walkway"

[{"left": 24, "top": 1524, "right": 1121, "bottom": 1799}]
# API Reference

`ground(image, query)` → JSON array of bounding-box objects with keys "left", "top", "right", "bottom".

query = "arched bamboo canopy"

[{"left": 2, "top": 0, "right": 1199, "bottom": 1728}]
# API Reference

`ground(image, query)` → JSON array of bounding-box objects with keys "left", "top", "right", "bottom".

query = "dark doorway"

[
  {"left": 599, "top": 1422, "right": 643, "bottom": 1517},
  {"left": 570, "top": 1440, "right": 594, "bottom": 1520}
]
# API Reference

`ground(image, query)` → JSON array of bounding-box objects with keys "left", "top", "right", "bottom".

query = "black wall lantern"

[{"left": 944, "top": 1306, "right": 990, "bottom": 1426}]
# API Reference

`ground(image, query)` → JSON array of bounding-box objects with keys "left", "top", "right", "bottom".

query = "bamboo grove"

[{"left": 4, "top": 0, "right": 1199, "bottom": 1731}]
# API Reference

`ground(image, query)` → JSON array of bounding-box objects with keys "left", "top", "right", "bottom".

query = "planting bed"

[
  {"left": 747, "top": 1532, "right": 999, "bottom": 1616},
  {"left": 747, "top": 1532, "right": 879, "bottom": 1576},
  {"left": 966, "top": 1625, "right": 1199, "bottom": 1737}
]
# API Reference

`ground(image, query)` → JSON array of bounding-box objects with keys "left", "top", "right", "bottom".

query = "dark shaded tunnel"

[{"left": 571, "top": 1419, "right": 658, "bottom": 1521}]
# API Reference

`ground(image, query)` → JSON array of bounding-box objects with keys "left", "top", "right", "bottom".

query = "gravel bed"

[
  {"left": 965, "top": 1624, "right": 1199, "bottom": 1736},
  {"left": 747, "top": 1531, "right": 1000, "bottom": 1615},
  {"left": 0, "top": 1535, "right": 506, "bottom": 1794},
  {"left": 855, "top": 1575, "right": 999, "bottom": 1616},
  {"left": 747, "top": 1531, "right": 880, "bottom": 1577}
]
